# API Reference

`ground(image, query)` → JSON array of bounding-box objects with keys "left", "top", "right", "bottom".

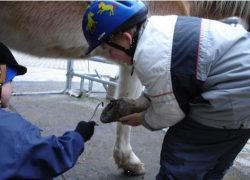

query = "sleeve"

[
  {"left": 141, "top": 94, "right": 185, "bottom": 131},
  {"left": 20, "top": 130, "right": 84, "bottom": 178}
]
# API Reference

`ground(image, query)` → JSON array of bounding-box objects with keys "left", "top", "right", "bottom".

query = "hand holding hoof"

[{"left": 100, "top": 96, "right": 150, "bottom": 123}]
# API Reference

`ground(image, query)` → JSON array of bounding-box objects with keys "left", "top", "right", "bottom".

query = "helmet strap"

[
  {"left": 107, "top": 22, "right": 144, "bottom": 58},
  {"left": 106, "top": 41, "right": 133, "bottom": 56},
  {"left": 0, "top": 65, "right": 7, "bottom": 108},
  {"left": 129, "top": 23, "right": 142, "bottom": 57}
]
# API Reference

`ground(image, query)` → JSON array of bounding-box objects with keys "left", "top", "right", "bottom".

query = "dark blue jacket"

[{"left": 0, "top": 109, "right": 84, "bottom": 179}]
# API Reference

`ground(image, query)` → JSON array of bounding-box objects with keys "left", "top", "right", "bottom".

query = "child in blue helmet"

[
  {"left": 82, "top": 1, "right": 250, "bottom": 180},
  {"left": 0, "top": 41, "right": 96, "bottom": 179}
]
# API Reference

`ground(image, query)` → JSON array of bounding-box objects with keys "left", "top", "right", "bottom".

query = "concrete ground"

[{"left": 8, "top": 52, "right": 250, "bottom": 179}]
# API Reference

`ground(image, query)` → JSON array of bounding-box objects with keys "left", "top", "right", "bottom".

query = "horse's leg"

[{"left": 113, "top": 65, "right": 145, "bottom": 175}]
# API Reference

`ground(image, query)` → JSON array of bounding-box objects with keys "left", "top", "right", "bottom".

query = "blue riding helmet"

[
  {"left": 82, "top": 0, "right": 148, "bottom": 55},
  {"left": 5, "top": 66, "right": 17, "bottom": 83},
  {"left": 0, "top": 42, "right": 27, "bottom": 76}
]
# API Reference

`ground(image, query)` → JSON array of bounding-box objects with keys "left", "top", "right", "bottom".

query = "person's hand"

[
  {"left": 118, "top": 113, "right": 142, "bottom": 126},
  {"left": 75, "top": 121, "right": 96, "bottom": 142},
  {"left": 100, "top": 96, "right": 150, "bottom": 123}
]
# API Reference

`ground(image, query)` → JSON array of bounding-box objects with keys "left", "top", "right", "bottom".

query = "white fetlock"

[
  {"left": 114, "top": 123, "right": 145, "bottom": 176},
  {"left": 113, "top": 147, "right": 145, "bottom": 176}
]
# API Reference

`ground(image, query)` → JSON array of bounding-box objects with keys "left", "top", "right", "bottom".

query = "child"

[
  {"left": 0, "top": 41, "right": 96, "bottom": 179},
  {"left": 82, "top": 1, "right": 250, "bottom": 179}
]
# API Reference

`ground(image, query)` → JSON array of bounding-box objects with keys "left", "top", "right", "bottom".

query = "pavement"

[{"left": 7, "top": 51, "right": 250, "bottom": 179}]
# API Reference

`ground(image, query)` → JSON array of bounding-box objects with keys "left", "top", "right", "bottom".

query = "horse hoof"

[{"left": 123, "top": 164, "right": 145, "bottom": 176}]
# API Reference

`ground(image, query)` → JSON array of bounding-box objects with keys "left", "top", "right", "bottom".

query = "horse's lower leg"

[
  {"left": 114, "top": 123, "right": 145, "bottom": 175},
  {"left": 113, "top": 65, "right": 145, "bottom": 175}
]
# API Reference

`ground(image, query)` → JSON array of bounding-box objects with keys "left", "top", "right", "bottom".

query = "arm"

[
  {"left": 119, "top": 94, "right": 185, "bottom": 131},
  {"left": 18, "top": 121, "right": 95, "bottom": 178},
  {"left": 40, "top": 131, "right": 84, "bottom": 175},
  {"left": 18, "top": 131, "right": 84, "bottom": 178},
  {"left": 141, "top": 98, "right": 185, "bottom": 131}
]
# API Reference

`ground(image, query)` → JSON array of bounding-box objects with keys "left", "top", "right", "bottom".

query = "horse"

[
  {"left": 147, "top": 1, "right": 250, "bottom": 30},
  {"left": 0, "top": 1, "right": 249, "bottom": 176}
]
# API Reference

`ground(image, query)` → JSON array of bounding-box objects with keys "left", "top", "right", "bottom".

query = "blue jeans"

[{"left": 156, "top": 117, "right": 250, "bottom": 180}]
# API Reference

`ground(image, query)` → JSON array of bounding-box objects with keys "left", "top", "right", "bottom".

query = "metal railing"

[{"left": 12, "top": 57, "right": 118, "bottom": 97}]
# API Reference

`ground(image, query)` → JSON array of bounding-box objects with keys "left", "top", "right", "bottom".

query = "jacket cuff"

[{"left": 141, "top": 112, "right": 158, "bottom": 131}]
